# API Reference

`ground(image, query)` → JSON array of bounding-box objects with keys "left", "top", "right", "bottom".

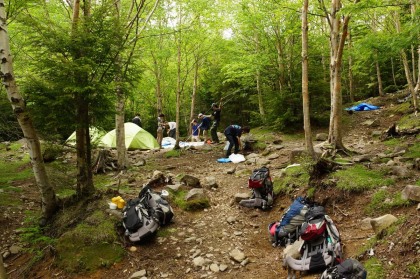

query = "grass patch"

[
  {"left": 364, "top": 257, "right": 385, "bottom": 279},
  {"left": 407, "top": 262, "right": 420, "bottom": 277},
  {"left": 55, "top": 210, "right": 124, "bottom": 273},
  {"left": 405, "top": 141, "right": 420, "bottom": 159},
  {"left": 397, "top": 113, "right": 420, "bottom": 131},
  {"left": 387, "top": 102, "right": 411, "bottom": 115},
  {"left": 168, "top": 189, "right": 210, "bottom": 211},
  {"left": 164, "top": 149, "right": 182, "bottom": 158},
  {"left": 157, "top": 227, "right": 176, "bottom": 238},
  {"left": 383, "top": 138, "right": 401, "bottom": 148},
  {"left": 273, "top": 165, "right": 309, "bottom": 195},
  {"left": 332, "top": 165, "right": 394, "bottom": 192},
  {"left": 0, "top": 159, "right": 33, "bottom": 185},
  {"left": 416, "top": 180, "right": 420, "bottom": 186},
  {"left": 366, "top": 189, "right": 412, "bottom": 214}
]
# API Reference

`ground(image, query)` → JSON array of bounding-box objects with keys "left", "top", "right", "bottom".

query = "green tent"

[
  {"left": 100, "top": 122, "right": 159, "bottom": 150},
  {"left": 65, "top": 127, "right": 106, "bottom": 146}
]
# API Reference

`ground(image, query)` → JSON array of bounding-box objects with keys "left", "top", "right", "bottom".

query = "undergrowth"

[
  {"left": 332, "top": 165, "right": 394, "bottom": 192},
  {"left": 366, "top": 189, "right": 412, "bottom": 214}
]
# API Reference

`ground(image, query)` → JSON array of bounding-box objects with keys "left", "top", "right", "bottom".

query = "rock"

[
  {"left": 315, "top": 133, "right": 328, "bottom": 141},
  {"left": 181, "top": 174, "right": 201, "bottom": 187},
  {"left": 226, "top": 216, "right": 236, "bottom": 224},
  {"left": 148, "top": 170, "right": 166, "bottom": 186},
  {"left": 165, "top": 183, "right": 183, "bottom": 192},
  {"left": 256, "top": 158, "right": 270, "bottom": 166},
  {"left": 362, "top": 119, "right": 380, "bottom": 127},
  {"left": 184, "top": 188, "right": 205, "bottom": 201},
  {"left": 229, "top": 248, "right": 246, "bottom": 263},
  {"left": 2, "top": 251, "right": 10, "bottom": 259},
  {"left": 203, "top": 176, "right": 218, "bottom": 189},
  {"left": 386, "top": 160, "right": 396, "bottom": 166},
  {"left": 129, "top": 246, "right": 138, "bottom": 252},
  {"left": 267, "top": 153, "right": 280, "bottom": 160},
  {"left": 9, "top": 245, "right": 22, "bottom": 254},
  {"left": 282, "top": 240, "right": 303, "bottom": 259},
  {"left": 370, "top": 214, "right": 398, "bottom": 235},
  {"left": 401, "top": 185, "right": 420, "bottom": 202},
  {"left": 390, "top": 166, "right": 410, "bottom": 177},
  {"left": 233, "top": 231, "right": 243, "bottom": 236},
  {"left": 133, "top": 158, "right": 146, "bottom": 166},
  {"left": 371, "top": 130, "right": 382, "bottom": 137},
  {"left": 226, "top": 167, "right": 236, "bottom": 174},
  {"left": 193, "top": 256, "right": 206, "bottom": 267},
  {"left": 240, "top": 258, "right": 250, "bottom": 266},
  {"left": 210, "top": 263, "right": 219, "bottom": 272},
  {"left": 234, "top": 192, "right": 251, "bottom": 203},
  {"left": 245, "top": 153, "right": 259, "bottom": 159},
  {"left": 289, "top": 149, "right": 307, "bottom": 164},
  {"left": 130, "top": 270, "right": 147, "bottom": 279},
  {"left": 360, "top": 218, "right": 372, "bottom": 231}
]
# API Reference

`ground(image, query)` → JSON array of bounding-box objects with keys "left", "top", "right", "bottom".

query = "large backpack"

[
  {"left": 320, "top": 258, "right": 367, "bottom": 279},
  {"left": 284, "top": 206, "right": 343, "bottom": 273},
  {"left": 122, "top": 185, "right": 174, "bottom": 242},
  {"left": 268, "top": 196, "right": 309, "bottom": 247},
  {"left": 122, "top": 198, "right": 159, "bottom": 242},
  {"left": 239, "top": 167, "right": 274, "bottom": 210}
]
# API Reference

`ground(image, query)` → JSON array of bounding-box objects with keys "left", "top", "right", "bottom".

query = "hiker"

[
  {"left": 167, "top": 121, "right": 176, "bottom": 139},
  {"left": 224, "top": 125, "right": 250, "bottom": 158},
  {"left": 191, "top": 119, "right": 200, "bottom": 142},
  {"left": 198, "top": 113, "right": 211, "bottom": 143},
  {"left": 132, "top": 113, "right": 142, "bottom": 127},
  {"left": 156, "top": 113, "right": 166, "bottom": 148},
  {"left": 210, "top": 102, "right": 222, "bottom": 143}
]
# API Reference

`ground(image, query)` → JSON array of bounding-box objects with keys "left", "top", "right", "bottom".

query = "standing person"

[
  {"left": 156, "top": 113, "right": 166, "bottom": 148},
  {"left": 191, "top": 119, "right": 200, "bottom": 142},
  {"left": 224, "top": 125, "right": 250, "bottom": 158},
  {"left": 198, "top": 113, "right": 211, "bottom": 143},
  {"left": 167, "top": 121, "right": 177, "bottom": 139},
  {"left": 132, "top": 113, "right": 142, "bottom": 127},
  {"left": 210, "top": 102, "right": 221, "bottom": 143}
]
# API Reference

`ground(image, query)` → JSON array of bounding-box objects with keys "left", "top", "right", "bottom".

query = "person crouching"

[{"left": 224, "top": 125, "right": 250, "bottom": 158}]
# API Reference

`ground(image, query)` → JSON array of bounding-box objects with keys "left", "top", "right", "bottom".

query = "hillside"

[{"left": 1, "top": 93, "right": 419, "bottom": 279}]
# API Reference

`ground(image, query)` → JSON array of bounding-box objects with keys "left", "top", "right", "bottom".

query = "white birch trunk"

[{"left": 0, "top": 0, "right": 57, "bottom": 219}]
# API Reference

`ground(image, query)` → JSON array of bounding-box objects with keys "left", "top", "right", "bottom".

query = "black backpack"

[
  {"left": 320, "top": 258, "right": 367, "bottom": 279},
  {"left": 122, "top": 198, "right": 143, "bottom": 233}
]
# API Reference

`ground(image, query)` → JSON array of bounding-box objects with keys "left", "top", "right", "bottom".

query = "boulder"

[
  {"left": 401, "top": 185, "right": 420, "bottom": 202},
  {"left": 180, "top": 174, "right": 201, "bottom": 187},
  {"left": 315, "top": 133, "right": 328, "bottom": 141},
  {"left": 184, "top": 188, "right": 205, "bottom": 201},
  {"left": 370, "top": 214, "right": 398, "bottom": 235},
  {"left": 229, "top": 248, "right": 246, "bottom": 263}
]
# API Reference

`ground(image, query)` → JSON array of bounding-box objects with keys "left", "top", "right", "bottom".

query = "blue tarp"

[
  {"left": 217, "top": 158, "right": 231, "bottom": 163},
  {"left": 345, "top": 102, "right": 380, "bottom": 111}
]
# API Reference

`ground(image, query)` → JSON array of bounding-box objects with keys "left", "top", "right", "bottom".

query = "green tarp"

[{"left": 100, "top": 122, "right": 159, "bottom": 150}]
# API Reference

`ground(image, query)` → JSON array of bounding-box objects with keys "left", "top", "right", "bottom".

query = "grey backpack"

[{"left": 320, "top": 258, "right": 367, "bottom": 279}]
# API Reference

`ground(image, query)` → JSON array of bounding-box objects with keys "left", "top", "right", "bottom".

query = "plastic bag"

[{"left": 229, "top": 153, "right": 245, "bottom": 163}]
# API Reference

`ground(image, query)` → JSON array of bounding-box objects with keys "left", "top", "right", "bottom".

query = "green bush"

[{"left": 364, "top": 257, "right": 385, "bottom": 279}]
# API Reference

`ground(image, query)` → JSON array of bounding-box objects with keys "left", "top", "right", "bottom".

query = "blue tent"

[{"left": 345, "top": 102, "right": 380, "bottom": 111}]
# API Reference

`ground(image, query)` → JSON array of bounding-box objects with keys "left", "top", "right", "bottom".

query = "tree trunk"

[
  {"left": 190, "top": 54, "right": 199, "bottom": 136},
  {"left": 115, "top": 85, "right": 127, "bottom": 169},
  {"left": 302, "top": 0, "right": 315, "bottom": 159},
  {"left": 0, "top": 0, "right": 57, "bottom": 219},
  {"left": 348, "top": 30, "right": 355, "bottom": 103},
  {"left": 254, "top": 33, "right": 265, "bottom": 117},
  {"left": 73, "top": 0, "right": 95, "bottom": 196},
  {"left": 375, "top": 51, "right": 384, "bottom": 96},
  {"left": 391, "top": 57, "right": 397, "bottom": 87},
  {"left": 328, "top": 0, "right": 352, "bottom": 151}
]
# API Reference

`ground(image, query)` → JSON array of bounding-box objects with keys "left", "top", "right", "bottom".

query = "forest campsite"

[{"left": 0, "top": 0, "right": 420, "bottom": 279}]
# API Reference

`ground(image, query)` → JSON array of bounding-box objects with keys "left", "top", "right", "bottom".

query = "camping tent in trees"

[
  {"left": 100, "top": 122, "right": 159, "bottom": 150},
  {"left": 65, "top": 127, "right": 106, "bottom": 146}
]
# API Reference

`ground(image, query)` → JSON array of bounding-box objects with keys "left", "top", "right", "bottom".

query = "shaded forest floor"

[{"left": 1, "top": 92, "right": 420, "bottom": 279}]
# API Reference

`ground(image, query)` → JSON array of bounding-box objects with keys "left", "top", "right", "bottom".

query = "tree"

[
  {"left": 0, "top": 0, "right": 57, "bottom": 219},
  {"left": 302, "top": 0, "right": 315, "bottom": 158}
]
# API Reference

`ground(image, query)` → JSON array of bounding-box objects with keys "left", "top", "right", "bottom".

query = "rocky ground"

[{"left": 1, "top": 94, "right": 420, "bottom": 279}]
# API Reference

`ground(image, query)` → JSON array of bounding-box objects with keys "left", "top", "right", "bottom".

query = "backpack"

[
  {"left": 239, "top": 167, "right": 274, "bottom": 210},
  {"left": 284, "top": 209, "right": 343, "bottom": 273},
  {"left": 320, "top": 258, "right": 367, "bottom": 279},
  {"left": 122, "top": 198, "right": 159, "bottom": 242},
  {"left": 268, "top": 197, "right": 309, "bottom": 247},
  {"left": 122, "top": 185, "right": 174, "bottom": 242}
]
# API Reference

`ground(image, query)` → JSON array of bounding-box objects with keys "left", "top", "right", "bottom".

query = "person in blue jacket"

[
  {"left": 198, "top": 113, "right": 212, "bottom": 143},
  {"left": 224, "top": 125, "right": 250, "bottom": 158}
]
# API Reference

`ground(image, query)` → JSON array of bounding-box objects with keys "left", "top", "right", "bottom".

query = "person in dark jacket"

[
  {"left": 224, "top": 125, "right": 250, "bottom": 158},
  {"left": 132, "top": 113, "right": 142, "bottom": 127},
  {"left": 198, "top": 113, "right": 212, "bottom": 143}
]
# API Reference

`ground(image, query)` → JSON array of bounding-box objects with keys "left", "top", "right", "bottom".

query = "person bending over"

[{"left": 224, "top": 125, "right": 250, "bottom": 158}]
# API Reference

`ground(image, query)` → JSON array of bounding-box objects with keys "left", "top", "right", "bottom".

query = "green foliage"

[
  {"left": 366, "top": 189, "right": 412, "bottom": 214},
  {"left": 332, "top": 165, "right": 394, "bottom": 192},
  {"left": 273, "top": 165, "right": 310, "bottom": 195},
  {"left": 0, "top": 95, "right": 22, "bottom": 141},
  {"left": 364, "top": 257, "right": 385, "bottom": 279},
  {"left": 383, "top": 138, "right": 401, "bottom": 147},
  {"left": 157, "top": 227, "right": 177, "bottom": 238},
  {"left": 387, "top": 102, "right": 412, "bottom": 115},
  {"left": 407, "top": 262, "right": 420, "bottom": 277},
  {"left": 55, "top": 210, "right": 124, "bottom": 273}
]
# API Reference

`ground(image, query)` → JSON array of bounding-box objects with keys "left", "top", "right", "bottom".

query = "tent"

[
  {"left": 345, "top": 102, "right": 380, "bottom": 111},
  {"left": 65, "top": 127, "right": 106, "bottom": 146},
  {"left": 100, "top": 122, "right": 160, "bottom": 150}
]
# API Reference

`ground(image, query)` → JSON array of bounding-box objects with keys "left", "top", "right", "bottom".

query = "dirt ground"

[{"left": 2, "top": 95, "right": 420, "bottom": 279}]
